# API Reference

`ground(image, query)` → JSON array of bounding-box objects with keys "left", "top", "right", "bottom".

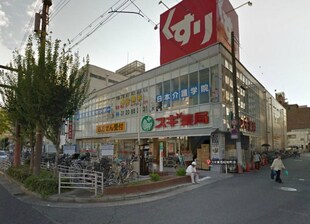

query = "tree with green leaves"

[{"left": 0, "top": 36, "right": 89, "bottom": 175}]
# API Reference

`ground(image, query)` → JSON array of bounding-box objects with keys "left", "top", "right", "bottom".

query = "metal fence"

[
  {"left": 58, "top": 171, "right": 103, "bottom": 196},
  {"left": 40, "top": 162, "right": 104, "bottom": 196}
]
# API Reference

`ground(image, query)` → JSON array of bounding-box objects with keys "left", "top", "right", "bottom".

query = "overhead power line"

[
  {"left": 50, "top": 0, "right": 72, "bottom": 22},
  {"left": 19, "top": 0, "right": 42, "bottom": 52},
  {"left": 66, "top": 0, "right": 135, "bottom": 52}
]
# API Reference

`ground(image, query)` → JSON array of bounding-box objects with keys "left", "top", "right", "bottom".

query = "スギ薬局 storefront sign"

[{"left": 155, "top": 111, "right": 209, "bottom": 129}]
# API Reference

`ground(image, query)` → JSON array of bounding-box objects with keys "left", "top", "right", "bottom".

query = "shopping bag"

[
  {"left": 270, "top": 170, "right": 276, "bottom": 179},
  {"left": 284, "top": 170, "right": 289, "bottom": 176}
]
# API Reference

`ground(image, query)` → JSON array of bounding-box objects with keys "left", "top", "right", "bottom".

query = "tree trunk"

[
  {"left": 33, "top": 123, "right": 43, "bottom": 176},
  {"left": 30, "top": 145, "right": 35, "bottom": 171},
  {"left": 13, "top": 120, "right": 21, "bottom": 167},
  {"left": 54, "top": 134, "right": 60, "bottom": 175},
  {"left": 29, "top": 134, "right": 35, "bottom": 171}
]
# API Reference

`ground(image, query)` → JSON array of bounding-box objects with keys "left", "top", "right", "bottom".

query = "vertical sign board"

[
  {"left": 160, "top": 0, "right": 239, "bottom": 65},
  {"left": 211, "top": 132, "right": 225, "bottom": 172},
  {"left": 159, "top": 142, "right": 164, "bottom": 172},
  {"left": 68, "top": 116, "right": 73, "bottom": 139},
  {"left": 211, "top": 133, "right": 225, "bottom": 160}
]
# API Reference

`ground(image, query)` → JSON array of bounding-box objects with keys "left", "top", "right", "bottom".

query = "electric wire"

[
  {"left": 66, "top": 0, "right": 134, "bottom": 52},
  {"left": 129, "top": 0, "right": 157, "bottom": 26},
  {"left": 50, "top": 0, "right": 72, "bottom": 22},
  {"left": 19, "top": 0, "right": 42, "bottom": 52}
]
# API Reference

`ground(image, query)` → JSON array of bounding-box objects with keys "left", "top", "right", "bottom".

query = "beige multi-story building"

[{"left": 70, "top": 43, "right": 286, "bottom": 171}]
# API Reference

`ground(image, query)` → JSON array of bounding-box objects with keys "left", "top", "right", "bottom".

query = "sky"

[{"left": 0, "top": 0, "right": 309, "bottom": 106}]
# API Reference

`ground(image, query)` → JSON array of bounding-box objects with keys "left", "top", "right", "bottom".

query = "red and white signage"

[
  {"left": 155, "top": 111, "right": 209, "bottom": 129},
  {"left": 68, "top": 119, "right": 73, "bottom": 139},
  {"left": 160, "top": 0, "right": 239, "bottom": 65}
]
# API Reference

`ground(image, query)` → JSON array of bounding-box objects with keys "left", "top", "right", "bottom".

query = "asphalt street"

[{"left": 1, "top": 153, "right": 309, "bottom": 224}]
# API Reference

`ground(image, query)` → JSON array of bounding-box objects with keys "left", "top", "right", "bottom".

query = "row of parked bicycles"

[{"left": 48, "top": 153, "right": 139, "bottom": 186}]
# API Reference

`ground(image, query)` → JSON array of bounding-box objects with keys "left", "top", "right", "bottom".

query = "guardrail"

[{"left": 58, "top": 171, "right": 103, "bottom": 196}]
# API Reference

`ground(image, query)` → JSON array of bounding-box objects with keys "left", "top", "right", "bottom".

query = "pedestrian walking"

[
  {"left": 253, "top": 152, "right": 261, "bottom": 169},
  {"left": 270, "top": 153, "right": 286, "bottom": 184},
  {"left": 186, "top": 161, "right": 200, "bottom": 184}
]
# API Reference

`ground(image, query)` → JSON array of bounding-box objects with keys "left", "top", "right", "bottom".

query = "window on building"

[
  {"left": 180, "top": 74, "right": 189, "bottom": 106},
  {"left": 199, "top": 68, "right": 210, "bottom": 104},
  {"left": 156, "top": 83, "right": 163, "bottom": 111},
  {"left": 211, "top": 65, "right": 219, "bottom": 103},
  {"left": 149, "top": 86, "right": 156, "bottom": 112},
  {"left": 163, "top": 80, "right": 171, "bottom": 110},
  {"left": 171, "top": 77, "right": 180, "bottom": 108},
  {"left": 189, "top": 71, "right": 198, "bottom": 105}
]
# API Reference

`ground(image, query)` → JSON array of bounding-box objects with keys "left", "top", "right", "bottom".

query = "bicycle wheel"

[
  {"left": 106, "top": 171, "right": 119, "bottom": 186},
  {"left": 128, "top": 171, "right": 139, "bottom": 182}
]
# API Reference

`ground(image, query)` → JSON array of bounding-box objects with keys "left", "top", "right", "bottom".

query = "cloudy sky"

[{"left": 1, "top": 0, "right": 309, "bottom": 106}]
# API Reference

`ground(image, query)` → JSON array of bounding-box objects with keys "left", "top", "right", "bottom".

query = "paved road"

[{"left": 1, "top": 154, "right": 309, "bottom": 224}]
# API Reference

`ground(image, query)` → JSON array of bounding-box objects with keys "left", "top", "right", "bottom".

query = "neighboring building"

[
  {"left": 276, "top": 92, "right": 310, "bottom": 151},
  {"left": 276, "top": 92, "right": 310, "bottom": 132},
  {"left": 88, "top": 62, "right": 145, "bottom": 93},
  {"left": 116, "top": 60, "right": 146, "bottom": 78},
  {"left": 287, "top": 129, "right": 310, "bottom": 152},
  {"left": 62, "top": 62, "right": 145, "bottom": 149}
]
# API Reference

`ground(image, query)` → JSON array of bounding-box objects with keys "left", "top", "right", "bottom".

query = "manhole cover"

[{"left": 280, "top": 187, "right": 297, "bottom": 192}]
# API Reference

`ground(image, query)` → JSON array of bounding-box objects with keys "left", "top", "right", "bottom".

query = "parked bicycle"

[{"left": 116, "top": 159, "right": 139, "bottom": 184}]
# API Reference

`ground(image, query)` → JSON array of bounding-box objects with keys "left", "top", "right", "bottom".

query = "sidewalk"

[{"left": 0, "top": 167, "right": 233, "bottom": 205}]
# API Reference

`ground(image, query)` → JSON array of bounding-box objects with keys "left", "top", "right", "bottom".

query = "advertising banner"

[{"left": 160, "top": 0, "right": 239, "bottom": 65}]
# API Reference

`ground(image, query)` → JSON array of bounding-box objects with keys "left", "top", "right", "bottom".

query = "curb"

[{"left": 1, "top": 170, "right": 233, "bottom": 205}]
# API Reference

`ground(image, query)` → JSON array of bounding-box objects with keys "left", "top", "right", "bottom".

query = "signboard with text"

[
  {"left": 160, "top": 0, "right": 239, "bottom": 65},
  {"left": 96, "top": 122, "right": 126, "bottom": 134}
]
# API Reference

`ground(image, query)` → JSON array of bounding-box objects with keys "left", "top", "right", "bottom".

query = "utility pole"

[
  {"left": 33, "top": 0, "right": 52, "bottom": 175},
  {"left": 231, "top": 31, "right": 243, "bottom": 173}
]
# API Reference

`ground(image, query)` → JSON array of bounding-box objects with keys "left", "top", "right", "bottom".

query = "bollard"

[
  {"left": 245, "top": 162, "right": 250, "bottom": 172},
  {"left": 237, "top": 164, "right": 243, "bottom": 174}
]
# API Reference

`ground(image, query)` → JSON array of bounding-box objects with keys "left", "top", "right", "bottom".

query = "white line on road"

[{"left": 279, "top": 187, "right": 297, "bottom": 192}]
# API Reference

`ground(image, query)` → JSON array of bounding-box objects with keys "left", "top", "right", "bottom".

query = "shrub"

[
  {"left": 149, "top": 172, "right": 160, "bottom": 181},
  {"left": 7, "top": 165, "right": 31, "bottom": 183},
  {"left": 24, "top": 174, "right": 58, "bottom": 197},
  {"left": 176, "top": 167, "right": 186, "bottom": 176},
  {"left": 8, "top": 166, "right": 58, "bottom": 198}
]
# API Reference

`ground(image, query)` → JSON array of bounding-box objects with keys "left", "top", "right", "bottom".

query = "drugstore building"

[{"left": 70, "top": 0, "right": 286, "bottom": 170}]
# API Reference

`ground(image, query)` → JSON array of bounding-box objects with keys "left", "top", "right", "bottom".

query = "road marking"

[
  {"left": 280, "top": 187, "right": 297, "bottom": 192},
  {"left": 298, "top": 178, "right": 305, "bottom": 181},
  {"left": 200, "top": 176, "right": 211, "bottom": 181}
]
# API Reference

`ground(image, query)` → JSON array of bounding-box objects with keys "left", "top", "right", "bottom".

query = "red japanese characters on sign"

[
  {"left": 159, "top": 0, "right": 239, "bottom": 65},
  {"left": 240, "top": 117, "right": 256, "bottom": 132},
  {"left": 68, "top": 120, "right": 73, "bottom": 139},
  {"left": 155, "top": 111, "right": 209, "bottom": 129}
]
